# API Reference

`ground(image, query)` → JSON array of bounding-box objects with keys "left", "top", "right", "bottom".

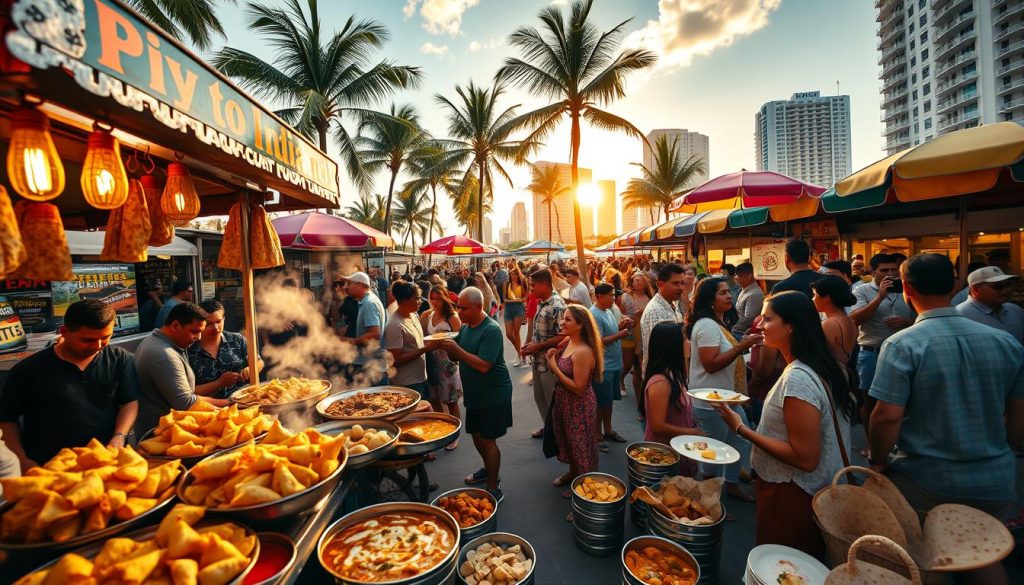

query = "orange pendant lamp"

[
  {"left": 80, "top": 126, "right": 130, "bottom": 209},
  {"left": 160, "top": 160, "right": 201, "bottom": 226},
  {"left": 6, "top": 106, "right": 64, "bottom": 201}
]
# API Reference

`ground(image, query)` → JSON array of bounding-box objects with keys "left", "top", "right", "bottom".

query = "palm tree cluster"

[
  {"left": 623, "top": 135, "right": 707, "bottom": 223},
  {"left": 201, "top": 0, "right": 656, "bottom": 258}
]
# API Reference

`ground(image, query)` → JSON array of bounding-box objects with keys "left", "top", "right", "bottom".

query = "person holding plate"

[
  {"left": 711, "top": 291, "right": 853, "bottom": 559},
  {"left": 421, "top": 285, "right": 463, "bottom": 445}
]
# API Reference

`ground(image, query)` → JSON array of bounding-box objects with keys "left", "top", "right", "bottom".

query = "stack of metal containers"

[
  {"left": 646, "top": 502, "right": 726, "bottom": 584},
  {"left": 569, "top": 472, "right": 626, "bottom": 557},
  {"left": 625, "top": 442, "right": 680, "bottom": 528}
]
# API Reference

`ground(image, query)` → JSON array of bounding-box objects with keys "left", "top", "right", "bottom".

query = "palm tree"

[
  {"left": 212, "top": 0, "right": 421, "bottom": 191},
  {"left": 402, "top": 141, "right": 461, "bottom": 245},
  {"left": 449, "top": 172, "right": 493, "bottom": 235},
  {"left": 391, "top": 189, "right": 432, "bottom": 252},
  {"left": 623, "top": 135, "right": 707, "bottom": 222},
  {"left": 344, "top": 193, "right": 386, "bottom": 231},
  {"left": 127, "top": 0, "right": 232, "bottom": 50},
  {"left": 497, "top": 0, "right": 656, "bottom": 269},
  {"left": 525, "top": 163, "right": 570, "bottom": 242},
  {"left": 355, "top": 104, "right": 427, "bottom": 235},
  {"left": 434, "top": 81, "right": 538, "bottom": 242}
]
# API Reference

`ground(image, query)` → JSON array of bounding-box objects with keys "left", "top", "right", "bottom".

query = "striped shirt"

[
  {"left": 639, "top": 293, "right": 685, "bottom": 373},
  {"left": 869, "top": 307, "right": 1024, "bottom": 502}
]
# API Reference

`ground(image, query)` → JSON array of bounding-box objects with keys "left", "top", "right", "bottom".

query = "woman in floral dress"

[
  {"left": 546, "top": 305, "right": 603, "bottom": 511},
  {"left": 421, "top": 285, "right": 463, "bottom": 450}
]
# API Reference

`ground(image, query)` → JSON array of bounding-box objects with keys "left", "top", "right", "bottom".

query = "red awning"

[
  {"left": 420, "top": 235, "right": 495, "bottom": 255},
  {"left": 272, "top": 212, "right": 394, "bottom": 251}
]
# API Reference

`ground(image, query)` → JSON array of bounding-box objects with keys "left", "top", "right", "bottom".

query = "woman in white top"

[
  {"left": 420, "top": 286, "right": 464, "bottom": 449},
  {"left": 686, "top": 277, "right": 760, "bottom": 502},
  {"left": 712, "top": 291, "right": 853, "bottom": 558}
]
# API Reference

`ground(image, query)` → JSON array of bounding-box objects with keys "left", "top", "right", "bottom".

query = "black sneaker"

[{"left": 488, "top": 487, "right": 504, "bottom": 504}]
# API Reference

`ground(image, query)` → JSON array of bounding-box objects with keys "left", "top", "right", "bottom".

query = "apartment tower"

[
  {"left": 632, "top": 129, "right": 710, "bottom": 228},
  {"left": 510, "top": 202, "right": 529, "bottom": 242},
  {"left": 531, "top": 162, "right": 592, "bottom": 245},
  {"left": 755, "top": 91, "right": 852, "bottom": 187}
]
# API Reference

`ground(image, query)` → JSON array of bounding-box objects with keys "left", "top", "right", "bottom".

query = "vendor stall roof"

[
  {"left": 0, "top": 0, "right": 341, "bottom": 221},
  {"left": 66, "top": 230, "right": 197, "bottom": 256},
  {"left": 272, "top": 211, "right": 394, "bottom": 251}
]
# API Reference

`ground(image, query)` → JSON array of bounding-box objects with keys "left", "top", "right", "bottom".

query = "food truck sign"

[{"left": 4, "top": 0, "right": 340, "bottom": 206}]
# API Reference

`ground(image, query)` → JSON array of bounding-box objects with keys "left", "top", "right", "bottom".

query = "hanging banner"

[
  {"left": 51, "top": 263, "right": 139, "bottom": 336},
  {"left": 752, "top": 242, "right": 790, "bottom": 280},
  {"left": 4, "top": 0, "right": 340, "bottom": 207},
  {"left": 0, "top": 279, "right": 56, "bottom": 361}
]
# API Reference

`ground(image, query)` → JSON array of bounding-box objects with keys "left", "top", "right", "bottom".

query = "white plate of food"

[
  {"left": 669, "top": 435, "right": 740, "bottom": 465},
  {"left": 687, "top": 388, "right": 750, "bottom": 403},
  {"left": 747, "top": 544, "right": 828, "bottom": 585},
  {"left": 423, "top": 331, "right": 459, "bottom": 341}
]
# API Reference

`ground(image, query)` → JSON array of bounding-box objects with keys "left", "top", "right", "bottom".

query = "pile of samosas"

[
  {"left": 181, "top": 421, "right": 345, "bottom": 508},
  {"left": 138, "top": 402, "right": 274, "bottom": 458},
  {"left": 13, "top": 504, "right": 256, "bottom": 585},
  {"left": 0, "top": 440, "right": 180, "bottom": 544}
]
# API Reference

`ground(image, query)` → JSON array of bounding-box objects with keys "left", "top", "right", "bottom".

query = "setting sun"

[{"left": 576, "top": 183, "right": 600, "bottom": 206}]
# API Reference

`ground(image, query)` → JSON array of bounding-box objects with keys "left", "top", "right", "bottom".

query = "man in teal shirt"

[
  {"left": 440, "top": 286, "right": 512, "bottom": 502},
  {"left": 589, "top": 283, "right": 631, "bottom": 450}
]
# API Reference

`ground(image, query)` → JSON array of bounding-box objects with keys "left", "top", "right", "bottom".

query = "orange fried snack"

[
  {"left": 0, "top": 440, "right": 181, "bottom": 545},
  {"left": 138, "top": 402, "right": 274, "bottom": 459}
]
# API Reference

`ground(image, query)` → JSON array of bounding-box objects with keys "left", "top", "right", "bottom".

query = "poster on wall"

[
  {"left": 752, "top": 243, "right": 791, "bottom": 280},
  {"left": 51, "top": 264, "right": 140, "bottom": 336},
  {"left": 0, "top": 279, "right": 57, "bottom": 361}
]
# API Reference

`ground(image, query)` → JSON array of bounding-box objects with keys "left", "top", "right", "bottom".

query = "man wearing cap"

[
  {"left": 153, "top": 280, "right": 194, "bottom": 329},
  {"left": 956, "top": 266, "right": 1024, "bottom": 344},
  {"left": 339, "top": 271, "right": 389, "bottom": 383}
]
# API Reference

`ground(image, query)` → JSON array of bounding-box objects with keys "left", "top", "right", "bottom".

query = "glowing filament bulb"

[{"left": 23, "top": 148, "right": 53, "bottom": 194}]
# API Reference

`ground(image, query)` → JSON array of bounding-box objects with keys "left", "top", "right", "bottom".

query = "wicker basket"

[{"left": 824, "top": 535, "right": 921, "bottom": 585}]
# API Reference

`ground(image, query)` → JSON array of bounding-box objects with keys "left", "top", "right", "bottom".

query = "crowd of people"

[{"left": 0, "top": 237, "right": 1021, "bottom": 581}]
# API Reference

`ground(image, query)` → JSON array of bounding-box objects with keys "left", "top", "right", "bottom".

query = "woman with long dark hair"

[
  {"left": 620, "top": 273, "right": 654, "bottom": 400},
  {"left": 640, "top": 322, "right": 703, "bottom": 476},
  {"left": 811, "top": 276, "right": 858, "bottom": 365},
  {"left": 712, "top": 291, "right": 853, "bottom": 558},
  {"left": 686, "top": 277, "right": 759, "bottom": 501},
  {"left": 421, "top": 286, "right": 463, "bottom": 450}
]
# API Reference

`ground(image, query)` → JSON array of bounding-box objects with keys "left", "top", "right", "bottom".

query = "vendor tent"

[
  {"left": 272, "top": 211, "right": 394, "bottom": 251},
  {"left": 420, "top": 235, "right": 496, "bottom": 255},
  {"left": 66, "top": 231, "right": 198, "bottom": 256}
]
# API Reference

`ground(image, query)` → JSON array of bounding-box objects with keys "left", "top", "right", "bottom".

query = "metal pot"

[
  {"left": 230, "top": 379, "right": 331, "bottom": 417},
  {"left": 431, "top": 488, "right": 498, "bottom": 543},
  {"left": 625, "top": 442, "right": 679, "bottom": 529},
  {"left": 456, "top": 532, "right": 536, "bottom": 585},
  {"left": 389, "top": 412, "right": 461, "bottom": 457},
  {"left": 313, "top": 419, "right": 400, "bottom": 469},
  {"left": 570, "top": 472, "right": 626, "bottom": 557},
  {"left": 318, "top": 502, "right": 460, "bottom": 585},
  {"left": 315, "top": 386, "right": 422, "bottom": 423},
  {"left": 621, "top": 535, "right": 700, "bottom": 585},
  {"left": 645, "top": 504, "right": 725, "bottom": 584},
  {"left": 176, "top": 440, "right": 348, "bottom": 523}
]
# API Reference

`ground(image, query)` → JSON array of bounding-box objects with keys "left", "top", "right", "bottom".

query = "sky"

[{"left": 212, "top": 0, "right": 883, "bottom": 241}]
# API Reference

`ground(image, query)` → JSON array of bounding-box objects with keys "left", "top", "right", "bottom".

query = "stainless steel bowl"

[
  {"left": 313, "top": 419, "right": 400, "bottom": 469},
  {"left": 621, "top": 535, "right": 700, "bottom": 585},
  {"left": 431, "top": 487, "right": 498, "bottom": 542},
  {"left": 176, "top": 440, "right": 348, "bottom": 523},
  {"left": 230, "top": 379, "right": 331, "bottom": 416},
  {"left": 626, "top": 442, "right": 680, "bottom": 470},
  {"left": 248, "top": 532, "right": 297, "bottom": 585},
  {"left": 13, "top": 520, "right": 260, "bottom": 584},
  {"left": 315, "top": 386, "right": 422, "bottom": 423},
  {"left": 318, "top": 502, "right": 461, "bottom": 585},
  {"left": 0, "top": 484, "right": 178, "bottom": 555},
  {"left": 390, "top": 412, "right": 461, "bottom": 457},
  {"left": 136, "top": 425, "right": 268, "bottom": 468},
  {"left": 456, "top": 532, "right": 536, "bottom": 585}
]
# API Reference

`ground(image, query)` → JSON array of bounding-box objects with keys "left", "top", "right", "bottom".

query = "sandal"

[
  {"left": 464, "top": 468, "right": 488, "bottom": 485},
  {"left": 445, "top": 440, "right": 459, "bottom": 451},
  {"left": 562, "top": 490, "right": 572, "bottom": 499},
  {"left": 531, "top": 428, "right": 544, "bottom": 439},
  {"left": 604, "top": 431, "right": 628, "bottom": 443},
  {"left": 598, "top": 442, "right": 610, "bottom": 453},
  {"left": 552, "top": 472, "right": 573, "bottom": 487},
  {"left": 566, "top": 511, "right": 574, "bottom": 522}
]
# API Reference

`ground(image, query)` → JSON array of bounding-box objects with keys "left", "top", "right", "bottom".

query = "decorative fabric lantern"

[
  {"left": 161, "top": 161, "right": 201, "bottom": 226},
  {"left": 218, "top": 203, "right": 242, "bottom": 270},
  {"left": 6, "top": 106, "right": 64, "bottom": 201},
  {"left": 81, "top": 127, "right": 130, "bottom": 209},
  {"left": 102, "top": 179, "right": 152, "bottom": 263},
  {"left": 250, "top": 204, "right": 285, "bottom": 269},
  {"left": 0, "top": 186, "right": 27, "bottom": 277},
  {"left": 11, "top": 201, "right": 73, "bottom": 281},
  {"left": 142, "top": 173, "right": 174, "bottom": 246}
]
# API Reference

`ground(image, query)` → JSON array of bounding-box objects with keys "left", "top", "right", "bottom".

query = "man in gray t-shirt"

[{"left": 851, "top": 254, "right": 914, "bottom": 392}]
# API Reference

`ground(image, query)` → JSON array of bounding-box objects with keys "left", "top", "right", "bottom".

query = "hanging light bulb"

[
  {"left": 161, "top": 161, "right": 201, "bottom": 226},
  {"left": 80, "top": 126, "right": 129, "bottom": 209},
  {"left": 6, "top": 105, "right": 65, "bottom": 201}
]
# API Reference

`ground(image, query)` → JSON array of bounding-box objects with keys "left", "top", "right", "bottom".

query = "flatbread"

[{"left": 920, "top": 504, "right": 1014, "bottom": 572}]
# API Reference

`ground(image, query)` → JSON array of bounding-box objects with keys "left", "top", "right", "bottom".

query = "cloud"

[
  {"left": 625, "top": 0, "right": 782, "bottom": 73},
  {"left": 468, "top": 37, "right": 501, "bottom": 52},
  {"left": 404, "top": 0, "right": 480, "bottom": 36},
  {"left": 420, "top": 42, "right": 450, "bottom": 56}
]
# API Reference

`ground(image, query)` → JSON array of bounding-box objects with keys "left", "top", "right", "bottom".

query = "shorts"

[
  {"left": 592, "top": 369, "right": 622, "bottom": 407},
  {"left": 856, "top": 347, "right": 879, "bottom": 391},
  {"left": 404, "top": 381, "right": 429, "bottom": 400},
  {"left": 465, "top": 402, "right": 513, "bottom": 440},
  {"left": 887, "top": 468, "right": 1017, "bottom": 522},
  {"left": 503, "top": 302, "right": 525, "bottom": 322}
]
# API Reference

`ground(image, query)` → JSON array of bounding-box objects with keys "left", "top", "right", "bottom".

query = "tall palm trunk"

[
  {"left": 477, "top": 159, "right": 486, "bottom": 270},
  {"left": 553, "top": 204, "right": 562, "bottom": 241},
  {"left": 570, "top": 113, "right": 586, "bottom": 272},
  {"left": 383, "top": 169, "right": 398, "bottom": 234},
  {"left": 427, "top": 183, "right": 438, "bottom": 265},
  {"left": 547, "top": 200, "right": 553, "bottom": 241}
]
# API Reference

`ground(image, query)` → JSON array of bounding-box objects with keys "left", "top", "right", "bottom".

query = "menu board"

[
  {"left": 752, "top": 243, "right": 791, "bottom": 280},
  {"left": 0, "top": 279, "right": 57, "bottom": 361},
  {"left": 51, "top": 264, "right": 140, "bottom": 336}
]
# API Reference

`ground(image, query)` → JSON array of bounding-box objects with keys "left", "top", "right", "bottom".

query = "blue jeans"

[
  {"left": 856, "top": 347, "right": 879, "bottom": 391},
  {"left": 693, "top": 406, "right": 752, "bottom": 484}
]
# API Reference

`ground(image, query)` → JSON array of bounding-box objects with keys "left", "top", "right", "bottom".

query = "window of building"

[
  {"left": 924, "top": 101, "right": 932, "bottom": 112},
  {"left": 921, "top": 48, "right": 928, "bottom": 60},
  {"left": 920, "top": 31, "right": 927, "bottom": 43},
  {"left": 923, "top": 83, "right": 930, "bottom": 95},
  {"left": 912, "top": 89, "right": 919, "bottom": 101},
  {"left": 914, "top": 106, "right": 919, "bottom": 117},
  {"left": 909, "top": 23, "right": 915, "bottom": 34},
  {"left": 922, "top": 65, "right": 929, "bottom": 77},
  {"left": 914, "top": 122, "right": 919, "bottom": 133},
  {"left": 925, "top": 118, "right": 932, "bottom": 129},
  {"left": 912, "top": 56, "right": 917, "bottom": 67},
  {"left": 963, "top": 63, "right": 976, "bottom": 75},
  {"left": 908, "top": 5, "right": 913, "bottom": 17},
  {"left": 919, "top": 14, "right": 926, "bottom": 26},
  {"left": 918, "top": 0, "right": 925, "bottom": 8},
  {"left": 912, "top": 73, "right": 917, "bottom": 84},
  {"left": 910, "top": 39, "right": 916, "bottom": 50}
]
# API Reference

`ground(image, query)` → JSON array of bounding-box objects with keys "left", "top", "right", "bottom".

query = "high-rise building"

[
  {"left": 482, "top": 216, "right": 493, "bottom": 245},
  {"left": 877, "top": 1, "right": 1023, "bottom": 156},
  {"left": 595, "top": 180, "right": 616, "bottom": 236},
  {"left": 499, "top": 227, "right": 512, "bottom": 246},
  {"left": 755, "top": 91, "right": 852, "bottom": 187},
  {"left": 510, "top": 202, "right": 529, "bottom": 242},
  {"left": 621, "top": 196, "right": 638, "bottom": 233},
  {"left": 634, "top": 129, "right": 711, "bottom": 228},
  {"left": 531, "top": 161, "right": 592, "bottom": 245}
]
